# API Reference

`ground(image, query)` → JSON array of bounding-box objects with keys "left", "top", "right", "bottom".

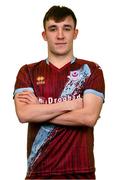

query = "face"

[{"left": 42, "top": 16, "right": 78, "bottom": 57}]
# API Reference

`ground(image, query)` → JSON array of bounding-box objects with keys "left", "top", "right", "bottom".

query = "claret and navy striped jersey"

[{"left": 14, "top": 58, "right": 105, "bottom": 179}]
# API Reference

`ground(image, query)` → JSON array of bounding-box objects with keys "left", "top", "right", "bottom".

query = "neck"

[{"left": 47, "top": 54, "right": 74, "bottom": 68}]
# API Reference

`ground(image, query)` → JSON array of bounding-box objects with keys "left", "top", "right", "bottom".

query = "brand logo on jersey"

[{"left": 36, "top": 76, "right": 45, "bottom": 85}]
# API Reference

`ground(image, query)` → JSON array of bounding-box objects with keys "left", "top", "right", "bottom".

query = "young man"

[{"left": 14, "top": 6, "right": 105, "bottom": 179}]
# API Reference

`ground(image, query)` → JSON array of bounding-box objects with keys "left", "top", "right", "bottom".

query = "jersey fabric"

[{"left": 14, "top": 58, "right": 105, "bottom": 179}]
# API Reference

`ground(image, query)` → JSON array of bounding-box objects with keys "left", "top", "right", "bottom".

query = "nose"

[{"left": 57, "top": 29, "right": 64, "bottom": 39}]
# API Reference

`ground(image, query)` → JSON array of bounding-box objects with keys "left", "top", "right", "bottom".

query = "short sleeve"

[
  {"left": 13, "top": 65, "right": 34, "bottom": 96},
  {"left": 84, "top": 64, "right": 105, "bottom": 100}
]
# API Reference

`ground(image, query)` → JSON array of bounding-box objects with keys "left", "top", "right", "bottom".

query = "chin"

[
  {"left": 54, "top": 49, "right": 69, "bottom": 55},
  {"left": 54, "top": 52, "right": 68, "bottom": 56}
]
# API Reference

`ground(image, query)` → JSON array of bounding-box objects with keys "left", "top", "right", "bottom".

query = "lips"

[{"left": 55, "top": 43, "right": 67, "bottom": 45}]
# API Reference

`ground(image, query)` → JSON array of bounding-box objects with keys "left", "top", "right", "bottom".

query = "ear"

[
  {"left": 73, "top": 29, "right": 78, "bottom": 40},
  {"left": 42, "top": 31, "right": 47, "bottom": 41}
]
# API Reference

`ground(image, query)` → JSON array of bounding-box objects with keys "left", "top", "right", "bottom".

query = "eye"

[
  {"left": 63, "top": 25, "right": 72, "bottom": 31},
  {"left": 64, "top": 27, "right": 71, "bottom": 31},
  {"left": 48, "top": 26, "right": 57, "bottom": 32},
  {"left": 49, "top": 28, "right": 56, "bottom": 32}
]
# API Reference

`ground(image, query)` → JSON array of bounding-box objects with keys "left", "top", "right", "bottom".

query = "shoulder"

[
  {"left": 75, "top": 58, "right": 103, "bottom": 72},
  {"left": 18, "top": 59, "right": 46, "bottom": 73},
  {"left": 76, "top": 58, "right": 100, "bottom": 68}
]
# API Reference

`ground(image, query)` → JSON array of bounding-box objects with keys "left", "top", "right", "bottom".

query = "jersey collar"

[{"left": 45, "top": 56, "right": 76, "bottom": 65}]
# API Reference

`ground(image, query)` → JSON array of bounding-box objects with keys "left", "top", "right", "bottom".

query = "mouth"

[{"left": 55, "top": 43, "right": 67, "bottom": 45}]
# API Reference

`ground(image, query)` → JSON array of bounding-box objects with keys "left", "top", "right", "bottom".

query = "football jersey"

[{"left": 14, "top": 58, "right": 105, "bottom": 178}]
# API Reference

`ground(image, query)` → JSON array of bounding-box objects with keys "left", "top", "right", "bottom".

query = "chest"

[{"left": 30, "top": 63, "right": 90, "bottom": 101}]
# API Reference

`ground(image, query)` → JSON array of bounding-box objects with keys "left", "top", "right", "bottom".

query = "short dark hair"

[{"left": 43, "top": 5, "right": 77, "bottom": 29}]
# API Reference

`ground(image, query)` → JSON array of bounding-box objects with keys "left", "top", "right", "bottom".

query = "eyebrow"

[
  {"left": 48, "top": 25, "right": 57, "bottom": 30},
  {"left": 64, "top": 24, "right": 72, "bottom": 28},
  {"left": 48, "top": 24, "right": 73, "bottom": 30}
]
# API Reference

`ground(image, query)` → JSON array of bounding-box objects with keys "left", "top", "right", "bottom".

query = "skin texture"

[{"left": 42, "top": 16, "right": 78, "bottom": 68}]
